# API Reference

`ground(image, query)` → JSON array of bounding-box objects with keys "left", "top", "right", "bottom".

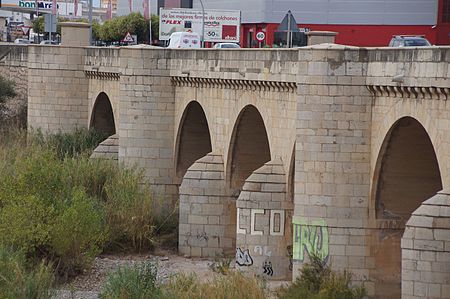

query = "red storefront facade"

[{"left": 239, "top": 0, "right": 450, "bottom": 47}]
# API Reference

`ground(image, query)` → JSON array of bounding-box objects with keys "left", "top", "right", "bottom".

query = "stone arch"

[
  {"left": 371, "top": 116, "right": 443, "bottom": 299},
  {"left": 227, "top": 105, "right": 271, "bottom": 191},
  {"left": 174, "top": 101, "right": 212, "bottom": 181},
  {"left": 90, "top": 92, "right": 116, "bottom": 137},
  {"left": 370, "top": 100, "right": 447, "bottom": 210}
]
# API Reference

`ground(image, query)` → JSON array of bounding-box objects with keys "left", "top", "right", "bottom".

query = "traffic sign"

[
  {"left": 21, "top": 26, "right": 31, "bottom": 35},
  {"left": 256, "top": 31, "right": 265, "bottom": 42},
  {"left": 122, "top": 32, "right": 134, "bottom": 43}
]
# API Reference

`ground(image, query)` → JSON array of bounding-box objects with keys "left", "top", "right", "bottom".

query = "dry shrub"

[{"left": 163, "top": 271, "right": 267, "bottom": 299}]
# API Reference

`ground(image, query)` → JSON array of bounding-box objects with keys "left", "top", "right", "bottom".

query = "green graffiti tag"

[{"left": 292, "top": 217, "right": 329, "bottom": 262}]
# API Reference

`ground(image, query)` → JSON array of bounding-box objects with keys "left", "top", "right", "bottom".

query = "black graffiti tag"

[
  {"left": 236, "top": 248, "right": 253, "bottom": 266},
  {"left": 263, "top": 261, "right": 273, "bottom": 276}
]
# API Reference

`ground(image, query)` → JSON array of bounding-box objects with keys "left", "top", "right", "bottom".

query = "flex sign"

[{"left": 159, "top": 8, "right": 241, "bottom": 43}]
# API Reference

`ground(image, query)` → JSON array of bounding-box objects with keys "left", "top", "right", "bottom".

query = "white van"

[{"left": 168, "top": 32, "right": 201, "bottom": 49}]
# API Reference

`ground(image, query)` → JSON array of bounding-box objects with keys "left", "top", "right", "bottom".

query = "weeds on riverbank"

[
  {"left": 100, "top": 264, "right": 267, "bottom": 299},
  {"left": 277, "top": 254, "right": 366, "bottom": 299},
  {"left": 0, "top": 247, "right": 54, "bottom": 299},
  {"left": 0, "top": 129, "right": 172, "bottom": 281}
]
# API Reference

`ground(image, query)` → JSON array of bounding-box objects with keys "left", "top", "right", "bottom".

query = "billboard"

[
  {"left": 159, "top": 8, "right": 240, "bottom": 43},
  {"left": 0, "top": 0, "right": 82, "bottom": 16}
]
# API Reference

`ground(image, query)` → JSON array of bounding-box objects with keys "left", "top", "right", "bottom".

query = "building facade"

[{"left": 193, "top": 0, "right": 449, "bottom": 47}]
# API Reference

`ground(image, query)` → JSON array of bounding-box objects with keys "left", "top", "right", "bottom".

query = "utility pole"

[
  {"left": 199, "top": 0, "right": 204, "bottom": 48},
  {"left": 88, "top": 0, "right": 93, "bottom": 45}
]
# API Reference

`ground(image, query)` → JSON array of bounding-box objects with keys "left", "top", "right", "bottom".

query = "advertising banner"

[
  {"left": 1, "top": 0, "right": 82, "bottom": 17},
  {"left": 159, "top": 8, "right": 241, "bottom": 43}
]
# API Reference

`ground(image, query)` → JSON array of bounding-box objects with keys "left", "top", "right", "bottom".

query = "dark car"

[{"left": 388, "top": 35, "right": 431, "bottom": 47}]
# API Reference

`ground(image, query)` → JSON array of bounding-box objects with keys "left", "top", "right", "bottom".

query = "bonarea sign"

[
  {"left": 1, "top": 0, "right": 82, "bottom": 16},
  {"left": 159, "top": 8, "right": 241, "bottom": 43}
]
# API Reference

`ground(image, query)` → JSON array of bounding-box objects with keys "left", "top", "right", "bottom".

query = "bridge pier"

[
  {"left": 402, "top": 191, "right": 450, "bottom": 299},
  {"left": 235, "top": 158, "right": 293, "bottom": 280},
  {"left": 178, "top": 153, "right": 236, "bottom": 257}
]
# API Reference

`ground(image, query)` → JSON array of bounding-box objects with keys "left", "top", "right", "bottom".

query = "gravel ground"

[
  {"left": 54, "top": 251, "right": 223, "bottom": 299},
  {"left": 53, "top": 251, "right": 289, "bottom": 299}
]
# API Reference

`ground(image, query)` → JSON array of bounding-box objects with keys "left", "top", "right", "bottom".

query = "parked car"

[
  {"left": 14, "top": 38, "right": 32, "bottom": 44},
  {"left": 388, "top": 35, "right": 431, "bottom": 47},
  {"left": 213, "top": 43, "right": 240, "bottom": 49},
  {"left": 40, "top": 40, "right": 59, "bottom": 45},
  {"left": 168, "top": 32, "right": 201, "bottom": 49}
]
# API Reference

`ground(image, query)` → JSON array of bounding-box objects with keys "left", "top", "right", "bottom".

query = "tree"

[
  {"left": 32, "top": 16, "right": 92, "bottom": 37},
  {"left": 32, "top": 16, "right": 45, "bottom": 35},
  {"left": 150, "top": 15, "right": 159, "bottom": 41},
  {"left": 99, "top": 13, "right": 157, "bottom": 43}
]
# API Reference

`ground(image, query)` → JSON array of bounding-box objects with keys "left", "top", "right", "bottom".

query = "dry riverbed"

[{"left": 54, "top": 250, "right": 289, "bottom": 299}]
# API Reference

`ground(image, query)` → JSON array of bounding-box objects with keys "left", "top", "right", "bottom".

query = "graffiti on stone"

[
  {"left": 292, "top": 217, "right": 329, "bottom": 262},
  {"left": 196, "top": 231, "right": 208, "bottom": 241},
  {"left": 254, "top": 245, "right": 272, "bottom": 257},
  {"left": 263, "top": 261, "right": 274, "bottom": 276},
  {"left": 237, "top": 208, "right": 286, "bottom": 236},
  {"left": 236, "top": 248, "right": 253, "bottom": 266}
]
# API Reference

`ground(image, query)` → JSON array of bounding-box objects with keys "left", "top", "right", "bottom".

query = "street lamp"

[{"left": 198, "top": 0, "right": 204, "bottom": 48}]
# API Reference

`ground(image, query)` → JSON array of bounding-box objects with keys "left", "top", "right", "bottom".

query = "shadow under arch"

[
  {"left": 287, "top": 144, "right": 295, "bottom": 202},
  {"left": 227, "top": 104, "right": 271, "bottom": 192},
  {"left": 174, "top": 101, "right": 212, "bottom": 182},
  {"left": 90, "top": 92, "right": 116, "bottom": 137},
  {"left": 371, "top": 116, "right": 442, "bottom": 299}
]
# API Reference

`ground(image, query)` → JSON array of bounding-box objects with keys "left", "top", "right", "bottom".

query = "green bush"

[
  {"left": 104, "top": 168, "right": 156, "bottom": 251},
  {"left": 277, "top": 254, "right": 366, "bottom": 299},
  {"left": 0, "top": 194, "right": 54, "bottom": 255},
  {"left": 50, "top": 188, "right": 107, "bottom": 280},
  {"left": 100, "top": 267, "right": 267, "bottom": 299},
  {"left": 32, "top": 128, "right": 107, "bottom": 159},
  {"left": 0, "top": 247, "right": 54, "bottom": 299},
  {"left": 100, "top": 262, "right": 160, "bottom": 299},
  {"left": 0, "top": 129, "right": 170, "bottom": 280}
]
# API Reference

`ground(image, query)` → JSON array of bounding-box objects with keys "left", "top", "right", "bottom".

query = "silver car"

[
  {"left": 388, "top": 35, "right": 431, "bottom": 47},
  {"left": 14, "top": 38, "right": 32, "bottom": 44},
  {"left": 213, "top": 43, "right": 240, "bottom": 49}
]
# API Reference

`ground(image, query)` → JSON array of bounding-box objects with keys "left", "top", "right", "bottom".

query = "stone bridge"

[{"left": 1, "top": 43, "right": 450, "bottom": 298}]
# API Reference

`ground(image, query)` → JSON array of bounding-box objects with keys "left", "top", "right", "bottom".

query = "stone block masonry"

[
  {"left": 27, "top": 46, "right": 89, "bottom": 133},
  {"left": 10, "top": 42, "right": 450, "bottom": 298},
  {"left": 236, "top": 158, "right": 293, "bottom": 280},
  {"left": 179, "top": 153, "right": 236, "bottom": 257}
]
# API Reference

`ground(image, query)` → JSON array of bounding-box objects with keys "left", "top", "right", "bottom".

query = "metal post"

[
  {"left": 149, "top": 18, "right": 152, "bottom": 44},
  {"left": 88, "top": 0, "right": 93, "bottom": 45},
  {"left": 35, "top": 0, "right": 39, "bottom": 42},
  {"left": 148, "top": 0, "right": 152, "bottom": 44},
  {"left": 287, "top": 10, "right": 291, "bottom": 48},
  {"left": 199, "top": 0, "right": 204, "bottom": 48}
]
